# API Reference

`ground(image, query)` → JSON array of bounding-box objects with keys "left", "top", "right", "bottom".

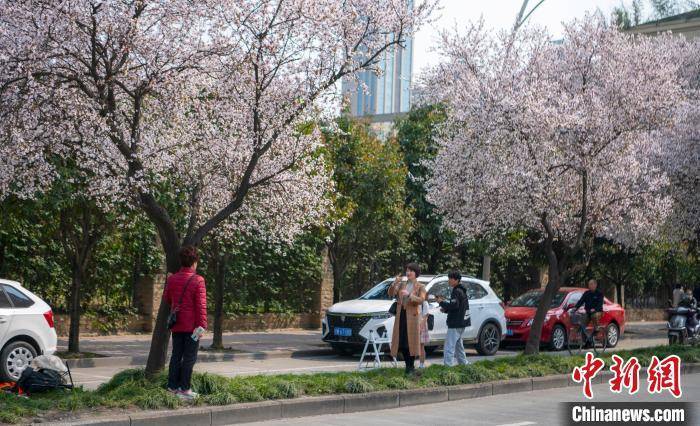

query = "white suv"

[
  {"left": 322, "top": 275, "right": 506, "bottom": 356},
  {"left": 0, "top": 279, "right": 58, "bottom": 380}
]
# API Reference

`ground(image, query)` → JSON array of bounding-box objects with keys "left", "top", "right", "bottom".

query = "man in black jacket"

[
  {"left": 571, "top": 279, "right": 604, "bottom": 345},
  {"left": 437, "top": 271, "right": 470, "bottom": 366}
]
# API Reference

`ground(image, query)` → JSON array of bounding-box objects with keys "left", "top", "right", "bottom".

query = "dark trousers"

[
  {"left": 167, "top": 332, "right": 199, "bottom": 390},
  {"left": 399, "top": 308, "right": 415, "bottom": 373}
]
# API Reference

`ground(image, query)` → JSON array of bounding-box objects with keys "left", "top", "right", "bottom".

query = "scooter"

[{"left": 667, "top": 306, "right": 700, "bottom": 345}]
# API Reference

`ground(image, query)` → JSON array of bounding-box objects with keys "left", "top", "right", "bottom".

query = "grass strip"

[{"left": 2, "top": 344, "right": 698, "bottom": 424}]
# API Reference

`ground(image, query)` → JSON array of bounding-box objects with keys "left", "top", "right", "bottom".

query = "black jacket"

[
  {"left": 439, "top": 283, "right": 470, "bottom": 328},
  {"left": 574, "top": 289, "right": 604, "bottom": 314}
]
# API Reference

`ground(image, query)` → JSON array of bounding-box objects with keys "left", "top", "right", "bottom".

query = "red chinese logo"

[
  {"left": 572, "top": 352, "right": 605, "bottom": 399},
  {"left": 647, "top": 355, "right": 682, "bottom": 398},
  {"left": 609, "top": 354, "right": 640, "bottom": 395}
]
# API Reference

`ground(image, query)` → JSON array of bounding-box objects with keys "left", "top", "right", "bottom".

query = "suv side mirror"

[
  {"left": 565, "top": 303, "right": 575, "bottom": 310},
  {"left": 427, "top": 294, "right": 437, "bottom": 303}
]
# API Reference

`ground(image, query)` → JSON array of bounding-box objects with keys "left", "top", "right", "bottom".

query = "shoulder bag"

[{"left": 167, "top": 273, "right": 198, "bottom": 329}]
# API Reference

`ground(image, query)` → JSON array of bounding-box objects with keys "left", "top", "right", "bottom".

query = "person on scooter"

[{"left": 679, "top": 289, "right": 699, "bottom": 330}]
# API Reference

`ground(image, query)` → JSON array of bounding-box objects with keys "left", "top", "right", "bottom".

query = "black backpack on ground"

[{"left": 15, "top": 368, "right": 65, "bottom": 394}]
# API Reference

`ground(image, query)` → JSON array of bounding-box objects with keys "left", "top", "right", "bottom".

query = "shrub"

[
  {"left": 192, "top": 373, "right": 228, "bottom": 395},
  {"left": 386, "top": 376, "right": 411, "bottom": 389},
  {"left": 345, "top": 377, "right": 374, "bottom": 393},
  {"left": 275, "top": 381, "right": 300, "bottom": 399},
  {"left": 97, "top": 369, "right": 146, "bottom": 393},
  {"left": 228, "top": 383, "right": 263, "bottom": 402},
  {"left": 204, "top": 392, "right": 237, "bottom": 406},
  {"left": 436, "top": 370, "right": 460, "bottom": 386},
  {"left": 133, "top": 389, "right": 180, "bottom": 410}
]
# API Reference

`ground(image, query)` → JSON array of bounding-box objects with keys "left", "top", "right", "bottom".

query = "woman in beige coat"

[{"left": 388, "top": 263, "right": 426, "bottom": 374}]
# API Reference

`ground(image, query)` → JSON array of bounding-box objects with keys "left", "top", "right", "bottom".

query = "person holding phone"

[
  {"left": 436, "top": 270, "right": 470, "bottom": 366},
  {"left": 388, "top": 263, "right": 426, "bottom": 375}
]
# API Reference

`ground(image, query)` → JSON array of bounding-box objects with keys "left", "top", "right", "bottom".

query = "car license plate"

[
  {"left": 506, "top": 328, "right": 514, "bottom": 336},
  {"left": 334, "top": 327, "right": 352, "bottom": 337}
]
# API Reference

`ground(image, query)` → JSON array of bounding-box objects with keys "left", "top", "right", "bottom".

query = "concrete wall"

[{"left": 625, "top": 308, "right": 666, "bottom": 322}]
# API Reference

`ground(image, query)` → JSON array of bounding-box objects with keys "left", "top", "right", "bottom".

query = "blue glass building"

[{"left": 342, "top": 7, "right": 414, "bottom": 118}]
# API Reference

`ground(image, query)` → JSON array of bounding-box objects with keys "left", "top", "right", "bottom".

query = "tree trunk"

[
  {"left": 144, "top": 243, "right": 181, "bottom": 378},
  {"left": 328, "top": 243, "right": 343, "bottom": 304},
  {"left": 482, "top": 255, "right": 492, "bottom": 281},
  {"left": 68, "top": 267, "right": 82, "bottom": 353},
  {"left": 212, "top": 253, "right": 227, "bottom": 350},
  {"left": 524, "top": 255, "right": 561, "bottom": 354},
  {"left": 524, "top": 228, "right": 562, "bottom": 355}
]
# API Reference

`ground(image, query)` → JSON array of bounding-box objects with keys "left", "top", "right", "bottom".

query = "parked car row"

[
  {"left": 322, "top": 277, "right": 626, "bottom": 356},
  {"left": 0, "top": 273, "right": 626, "bottom": 381}
]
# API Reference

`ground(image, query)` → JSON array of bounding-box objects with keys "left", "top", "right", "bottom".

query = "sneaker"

[
  {"left": 167, "top": 387, "right": 179, "bottom": 395},
  {"left": 418, "top": 363, "right": 425, "bottom": 369},
  {"left": 177, "top": 389, "right": 199, "bottom": 400}
]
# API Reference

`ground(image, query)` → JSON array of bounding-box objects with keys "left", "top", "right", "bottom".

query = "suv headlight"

[
  {"left": 371, "top": 312, "right": 392, "bottom": 320},
  {"left": 526, "top": 318, "right": 533, "bottom": 327}
]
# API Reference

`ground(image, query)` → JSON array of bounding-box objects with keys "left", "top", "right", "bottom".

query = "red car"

[{"left": 504, "top": 287, "right": 625, "bottom": 351}]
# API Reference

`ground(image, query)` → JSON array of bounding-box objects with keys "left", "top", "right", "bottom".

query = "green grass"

[{"left": 1, "top": 345, "right": 698, "bottom": 424}]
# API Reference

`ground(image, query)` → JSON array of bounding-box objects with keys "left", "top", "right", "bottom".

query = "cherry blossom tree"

[
  {"left": 0, "top": 0, "right": 434, "bottom": 374},
  {"left": 421, "top": 15, "right": 698, "bottom": 354},
  {"left": 660, "top": 65, "right": 700, "bottom": 242}
]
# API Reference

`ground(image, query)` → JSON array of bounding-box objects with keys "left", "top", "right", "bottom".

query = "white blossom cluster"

[
  {"left": 0, "top": 0, "right": 434, "bottom": 245},
  {"left": 421, "top": 15, "right": 699, "bottom": 248}
]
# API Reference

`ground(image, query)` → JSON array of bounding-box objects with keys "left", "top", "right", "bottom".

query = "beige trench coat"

[{"left": 388, "top": 279, "right": 427, "bottom": 357}]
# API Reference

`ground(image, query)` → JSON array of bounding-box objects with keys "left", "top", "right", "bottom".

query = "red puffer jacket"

[{"left": 163, "top": 267, "right": 207, "bottom": 333}]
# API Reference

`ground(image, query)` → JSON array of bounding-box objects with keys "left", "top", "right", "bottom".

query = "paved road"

[
  {"left": 58, "top": 329, "right": 327, "bottom": 357},
  {"left": 68, "top": 326, "right": 667, "bottom": 390},
  {"left": 59, "top": 322, "right": 667, "bottom": 358},
  {"left": 244, "top": 373, "right": 700, "bottom": 426}
]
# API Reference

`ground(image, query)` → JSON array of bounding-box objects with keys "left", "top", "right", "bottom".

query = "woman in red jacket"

[{"left": 163, "top": 245, "right": 207, "bottom": 399}]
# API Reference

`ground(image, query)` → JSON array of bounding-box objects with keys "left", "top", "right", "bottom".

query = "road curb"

[
  {"left": 281, "top": 395, "right": 345, "bottom": 418},
  {"left": 492, "top": 377, "right": 532, "bottom": 395},
  {"left": 343, "top": 390, "right": 399, "bottom": 412},
  {"left": 64, "top": 349, "right": 335, "bottom": 369},
  {"left": 398, "top": 387, "right": 448, "bottom": 406},
  {"left": 47, "top": 362, "right": 700, "bottom": 426}
]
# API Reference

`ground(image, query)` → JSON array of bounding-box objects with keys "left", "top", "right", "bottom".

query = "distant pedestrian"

[
  {"left": 672, "top": 284, "right": 684, "bottom": 308},
  {"left": 680, "top": 288, "right": 697, "bottom": 309},
  {"left": 418, "top": 298, "right": 430, "bottom": 369},
  {"left": 389, "top": 263, "right": 426, "bottom": 375},
  {"left": 163, "top": 245, "right": 207, "bottom": 400},
  {"left": 437, "top": 271, "right": 470, "bottom": 366}
]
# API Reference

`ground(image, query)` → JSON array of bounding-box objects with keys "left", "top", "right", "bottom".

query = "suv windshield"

[
  {"left": 359, "top": 280, "right": 393, "bottom": 300},
  {"left": 510, "top": 291, "right": 566, "bottom": 308}
]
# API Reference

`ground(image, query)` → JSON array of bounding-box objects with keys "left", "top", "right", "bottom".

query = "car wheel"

[
  {"left": 476, "top": 323, "right": 501, "bottom": 356},
  {"left": 549, "top": 325, "right": 566, "bottom": 351},
  {"left": 606, "top": 323, "right": 620, "bottom": 348},
  {"left": 1, "top": 340, "right": 37, "bottom": 381}
]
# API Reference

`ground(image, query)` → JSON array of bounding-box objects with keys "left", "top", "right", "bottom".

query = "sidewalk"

[
  {"left": 58, "top": 328, "right": 327, "bottom": 358},
  {"left": 58, "top": 321, "right": 666, "bottom": 362}
]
